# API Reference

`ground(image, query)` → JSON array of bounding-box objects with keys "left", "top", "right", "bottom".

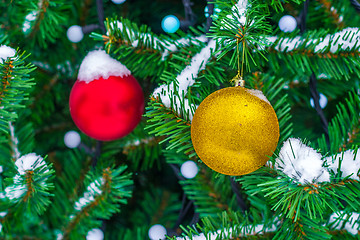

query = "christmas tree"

[{"left": 1, "top": 0, "right": 360, "bottom": 239}]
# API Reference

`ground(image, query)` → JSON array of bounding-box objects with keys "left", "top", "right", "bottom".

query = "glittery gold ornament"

[{"left": 191, "top": 86, "right": 279, "bottom": 176}]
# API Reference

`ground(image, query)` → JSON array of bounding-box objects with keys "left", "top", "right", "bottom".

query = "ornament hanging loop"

[{"left": 232, "top": 32, "right": 245, "bottom": 87}]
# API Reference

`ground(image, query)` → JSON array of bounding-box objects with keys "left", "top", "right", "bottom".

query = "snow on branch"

[
  {"left": 232, "top": 0, "right": 248, "bottom": 26},
  {"left": 326, "top": 150, "right": 360, "bottom": 180},
  {"left": 265, "top": 27, "right": 360, "bottom": 53},
  {"left": 74, "top": 178, "right": 104, "bottom": 211},
  {"left": 153, "top": 39, "right": 216, "bottom": 120},
  {"left": 8, "top": 122, "right": 20, "bottom": 160},
  {"left": 275, "top": 138, "right": 330, "bottom": 184},
  {"left": 15, "top": 153, "right": 47, "bottom": 175},
  {"left": 176, "top": 223, "right": 276, "bottom": 240},
  {"left": 0, "top": 45, "right": 16, "bottom": 63},
  {"left": 276, "top": 138, "right": 360, "bottom": 184},
  {"left": 3, "top": 153, "right": 49, "bottom": 201},
  {"left": 329, "top": 212, "right": 360, "bottom": 235},
  {"left": 109, "top": 20, "right": 208, "bottom": 61}
]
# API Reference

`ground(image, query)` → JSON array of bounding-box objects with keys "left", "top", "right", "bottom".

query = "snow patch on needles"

[
  {"left": 326, "top": 150, "right": 360, "bottom": 180},
  {"left": 74, "top": 178, "right": 104, "bottom": 211},
  {"left": 4, "top": 153, "right": 48, "bottom": 201},
  {"left": 265, "top": 27, "right": 360, "bottom": 53},
  {"left": 276, "top": 138, "right": 360, "bottom": 183},
  {"left": 176, "top": 223, "right": 276, "bottom": 240},
  {"left": 78, "top": 50, "right": 131, "bottom": 83},
  {"left": 329, "top": 212, "right": 360, "bottom": 235},
  {"left": 153, "top": 39, "right": 216, "bottom": 120},
  {"left": 275, "top": 138, "right": 330, "bottom": 184},
  {"left": 15, "top": 153, "right": 47, "bottom": 175},
  {"left": 233, "top": 0, "right": 248, "bottom": 25},
  {"left": 5, "top": 175, "right": 26, "bottom": 200},
  {"left": 0, "top": 45, "right": 16, "bottom": 64},
  {"left": 8, "top": 122, "right": 20, "bottom": 160}
]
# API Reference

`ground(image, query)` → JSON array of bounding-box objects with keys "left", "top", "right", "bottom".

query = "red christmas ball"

[{"left": 69, "top": 75, "right": 144, "bottom": 141}]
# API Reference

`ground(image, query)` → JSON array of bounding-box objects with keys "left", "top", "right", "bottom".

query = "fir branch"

[
  {"left": 62, "top": 166, "right": 133, "bottom": 238},
  {"left": 101, "top": 123, "right": 163, "bottom": 171},
  {"left": 209, "top": 0, "right": 272, "bottom": 71},
  {"left": 165, "top": 150, "right": 236, "bottom": 218},
  {"left": 29, "top": 73, "right": 59, "bottom": 109},
  {"left": 24, "top": 0, "right": 69, "bottom": 47},
  {"left": 152, "top": 39, "right": 216, "bottom": 121},
  {"left": 242, "top": 168, "right": 336, "bottom": 223},
  {"left": 0, "top": 49, "right": 35, "bottom": 134},
  {"left": 3, "top": 155, "right": 54, "bottom": 216},
  {"left": 146, "top": 97, "right": 194, "bottom": 156},
  {"left": 317, "top": 91, "right": 360, "bottom": 154},
  {"left": 266, "top": 28, "right": 360, "bottom": 80},
  {"left": 171, "top": 210, "right": 277, "bottom": 240},
  {"left": 180, "top": 169, "right": 233, "bottom": 217},
  {"left": 28, "top": 0, "right": 49, "bottom": 40},
  {"left": 266, "top": 0, "right": 306, "bottom": 12}
]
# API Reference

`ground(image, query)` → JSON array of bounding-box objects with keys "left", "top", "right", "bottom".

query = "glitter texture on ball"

[{"left": 191, "top": 87, "right": 280, "bottom": 176}]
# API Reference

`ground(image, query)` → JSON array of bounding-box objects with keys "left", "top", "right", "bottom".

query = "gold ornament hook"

[{"left": 231, "top": 36, "right": 245, "bottom": 87}]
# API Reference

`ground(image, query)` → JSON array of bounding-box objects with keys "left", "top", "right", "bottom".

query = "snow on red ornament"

[{"left": 69, "top": 50, "right": 144, "bottom": 141}]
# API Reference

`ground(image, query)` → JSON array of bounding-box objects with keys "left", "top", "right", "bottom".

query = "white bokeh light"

[
  {"left": 310, "top": 93, "right": 328, "bottom": 109},
  {"left": 278, "top": 15, "right": 297, "bottom": 33},
  {"left": 148, "top": 224, "right": 167, "bottom": 240},
  {"left": 67, "top": 25, "right": 84, "bottom": 43},
  {"left": 180, "top": 161, "right": 199, "bottom": 179},
  {"left": 64, "top": 131, "right": 81, "bottom": 149},
  {"left": 86, "top": 228, "right": 104, "bottom": 240}
]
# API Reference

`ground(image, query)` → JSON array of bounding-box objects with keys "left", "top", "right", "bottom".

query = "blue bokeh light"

[
  {"left": 161, "top": 15, "right": 180, "bottom": 33},
  {"left": 204, "top": 6, "right": 221, "bottom": 18}
]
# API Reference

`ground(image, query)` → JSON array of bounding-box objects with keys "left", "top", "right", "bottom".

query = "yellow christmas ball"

[{"left": 191, "top": 86, "right": 279, "bottom": 176}]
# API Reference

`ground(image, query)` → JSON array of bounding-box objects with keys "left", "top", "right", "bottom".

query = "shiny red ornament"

[{"left": 69, "top": 75, "right": 144, "bottom": 141}]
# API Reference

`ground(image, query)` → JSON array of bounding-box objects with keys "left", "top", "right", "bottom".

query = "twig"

[
  {"left": 92, "top": 141, "right": 102, "bottom": 169},
  {"left": 299, "top": 0, "right": 309, "bottom": 33},
  {"left": 96, "top": 0, "right": 106, "bottom": 33},
  {"left": 180, "top": 0, "right": 197, "bottom": 30},
  {"left": 82, "top": 24, "right": 101, "bottom": 34},
  {"left": 300, "top": 0, "right": 330, "bottom": 149},
  {"left": 206, "top": 1, "right": 214, "bottom": 34},
  {"left": 350, "top": 0, "right": 360, "bottom": 12},
  {"left": 309, "top": 73, "right": 330, "bottom": 148},
  {"left": 229, "top": 177, "right": 248, "bottom": 212},
  {"left": 168, "top": 163, "right": 199, "bottom": 228}
]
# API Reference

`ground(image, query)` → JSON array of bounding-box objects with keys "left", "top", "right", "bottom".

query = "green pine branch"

[
  {"left": 317, "top": 90, "right": 360, "bottom": 154},
  {"left": 0, "top": 50, "right": 36, "bottom": 134},
  {"left": 62, "top": 165, "right": 133, "bottom": 239}
]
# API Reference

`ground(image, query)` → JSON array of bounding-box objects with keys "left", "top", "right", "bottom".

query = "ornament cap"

[{"left": 231, "top": 75, "right": 245, "bottom": 87}]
